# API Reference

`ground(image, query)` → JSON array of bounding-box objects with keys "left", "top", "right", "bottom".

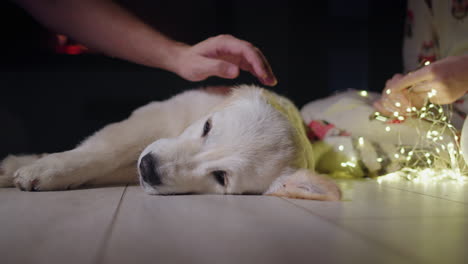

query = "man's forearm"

[{"left": 15, "top": 0, "right": 186, "bottom": 71}]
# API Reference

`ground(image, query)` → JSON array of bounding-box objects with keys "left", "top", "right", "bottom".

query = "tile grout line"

[
  {"left": 94, "top": 185, "right": 129, "bottom": 264},
  {"left": 279, "top": 197, "right": 423, "bottom": 264},
  {"left": 379, "top": 183, "right": 468, "bottom": 205}
]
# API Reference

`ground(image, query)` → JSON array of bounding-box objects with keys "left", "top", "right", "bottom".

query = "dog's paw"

[
  {"left": 0, "top": 154, "right": 45, "bottom": 188},
  {"left": 0, "top": 165, "right": 13, "bottom": 187},
  {"left": 13, "top": 155, "right": 73, "bottom": 191}
]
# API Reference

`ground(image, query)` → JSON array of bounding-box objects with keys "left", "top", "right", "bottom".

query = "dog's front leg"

[
  {"left": 13, "top": 116, "right": 167, "bottom": 191},
  {"left": 11, "top": 90, "right": 222, "bottom": 191}
]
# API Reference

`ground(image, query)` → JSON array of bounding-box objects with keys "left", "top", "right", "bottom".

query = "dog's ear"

[{"left": 264, "top": 169, "right": 341, "bottom": 201}]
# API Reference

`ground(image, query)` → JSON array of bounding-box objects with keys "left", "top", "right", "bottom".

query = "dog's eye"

[
  {"left": 202, "top": 119, "right": 211, "bottom": 137},
  {"left": 212, "top": 170, "right": 226, "bottom": 186}
]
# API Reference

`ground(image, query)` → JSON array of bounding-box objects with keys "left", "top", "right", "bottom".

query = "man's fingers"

[
  {"left": 253, "top": 47, "right": 277, "bottom": 86},
  {"left": 409, "top": 81, "right": 433, "bottom": 93},
  {"left": 391, "top": 66, "right": 434, "bottom": 92},
  {"left": 210, "top": 35, "right": 277, "bottom": 86},
  {"left": 373, "top": 100, "right": 392, "bottom": 116},
  {"left": 409, "top": 81, "right": 445, "bottom": 104},
  {"left": 194, "top": 58, "right": 239, "bottom": 81}
]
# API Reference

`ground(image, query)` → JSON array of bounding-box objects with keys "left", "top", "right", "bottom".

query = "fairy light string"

[{"left": 339, "top": 61, "right": 467, "bottom": 183}]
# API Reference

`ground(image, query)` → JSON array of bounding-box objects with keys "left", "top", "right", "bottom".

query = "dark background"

[{"left": 0, "top": 0, "right": 406, "bottom": 159}]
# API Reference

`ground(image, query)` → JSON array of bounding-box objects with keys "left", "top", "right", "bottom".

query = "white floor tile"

[
  {"left": 376, "top": 176, "right": 468, "bottom": 203},
  {"left": 0, "top": 186, "right": 125, "bottom": 264},
  {"left": 101, "top": 186, "right": 413, "bottom": 264},
  {"left": 287, "top": 179, "right": 468, "bottom": 220},
  {"left": 338, "top": 217, "right": 468, "bottom": 264}
]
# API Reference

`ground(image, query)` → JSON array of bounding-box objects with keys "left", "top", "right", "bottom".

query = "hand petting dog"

[
  {"left": 14, "top": 0, "right": 277, "bottom": 86},
  {"left": 173, "top": 34, "right": 277, "bottom": 86}
]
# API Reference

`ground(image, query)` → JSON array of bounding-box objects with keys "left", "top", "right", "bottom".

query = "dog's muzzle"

[{"left": 139, "top": 153, "right": 162, "bottom": 186}]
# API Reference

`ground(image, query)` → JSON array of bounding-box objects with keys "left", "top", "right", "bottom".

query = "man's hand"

[
  {"left": 374, "top": 55, "right": 468, "bottom": 117},
  {"left": 173, "top": 34, "right": 277, "bottom": 86}
]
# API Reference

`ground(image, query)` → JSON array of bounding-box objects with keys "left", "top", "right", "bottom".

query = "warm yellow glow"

[
  {"left": 378, "top": 168, "right": 466, "bottom": 184},
  {"left": 353, "top": 90, "right": 466, "bottom": 184},
  {"left": 428, "top": 89, "right": 437, "bottom": 98},
  {"left": 358, "top": 137, "right": 364, "bottom": 146},
  {"left": 376, "top": 116, "right": 388, "bottom": 122},
  {"left": 340, "top": 161, "right": 356, "bottom": 168}
]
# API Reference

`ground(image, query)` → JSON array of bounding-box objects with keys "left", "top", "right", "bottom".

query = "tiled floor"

[{"left": 1, "top": 177, "right": 467, "bottom": 264}]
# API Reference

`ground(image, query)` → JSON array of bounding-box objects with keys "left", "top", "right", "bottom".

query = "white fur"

[
  {"left": 0, "top": 85, "right": 341, "bottom": 200},
  {"left": 138, "top": 87, "right": 296, "bottom": 195}
]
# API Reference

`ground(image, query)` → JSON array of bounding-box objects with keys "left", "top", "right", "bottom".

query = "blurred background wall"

[{"left": 0, "top": 0, "right": 406, "bottom": 159}]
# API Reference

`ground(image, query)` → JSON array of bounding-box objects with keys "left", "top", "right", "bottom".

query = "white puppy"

[{"left": 0, "top": 85, "right": 341, "bottom": 201}]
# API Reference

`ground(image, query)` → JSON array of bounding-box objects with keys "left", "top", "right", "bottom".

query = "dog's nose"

[{"left": 139, "top": 153, "right": 162, "bottom": 186}]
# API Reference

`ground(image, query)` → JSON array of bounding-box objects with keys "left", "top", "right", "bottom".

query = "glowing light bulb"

[{"left": 358, "top": 137, "right": 364, "bottom": 146}]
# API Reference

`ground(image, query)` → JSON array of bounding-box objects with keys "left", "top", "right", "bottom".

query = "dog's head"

[{"left": 138, "top": 86, "right": 340, "bottom": 200}]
